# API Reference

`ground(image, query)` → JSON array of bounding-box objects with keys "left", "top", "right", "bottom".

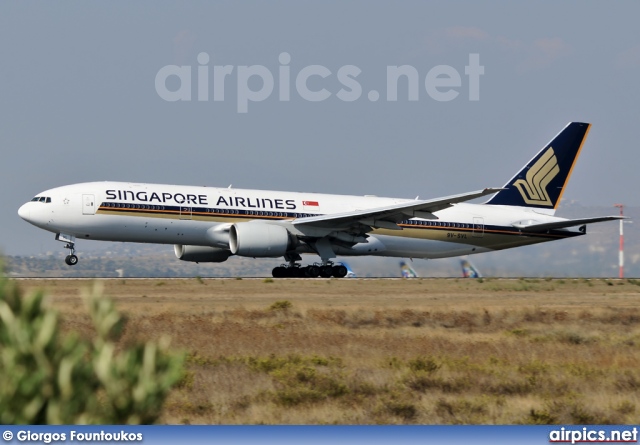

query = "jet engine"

[
  {"left": 174, "top": 245, "right": 231, "bottom": 263},
  {"left": 229, "top": 223, "right": 292, "bottom": 257}
]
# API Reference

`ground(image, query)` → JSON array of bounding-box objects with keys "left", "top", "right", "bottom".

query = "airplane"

[
  {"left": 18, "top": 122, "right": 624, "bottom": 278},
  {"left": 399, "top": 258, "right": 479, "bottom": 278},
  {"left": 460, "top": 258, "right": 481, "bottom": 278},
  {"left": 400, "top": 261, "right": 418, "bottom": 278}
]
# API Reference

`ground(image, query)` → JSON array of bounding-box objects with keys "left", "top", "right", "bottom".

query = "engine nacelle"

[
  {"left": 174, "top": 245, "right": 231, "bottom": 263},
  {"left": 229, "top": 223, "right": 291, "bottom": 257}
]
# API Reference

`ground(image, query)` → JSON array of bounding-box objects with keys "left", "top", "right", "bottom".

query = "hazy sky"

[{"left": 2, "top": 1, "right": 639, "bottom": 256}]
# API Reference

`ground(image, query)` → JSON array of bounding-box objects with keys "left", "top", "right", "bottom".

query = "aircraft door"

[
  {"left": 82, "top": 194, "right": 96, "bottom": 215},
  {"left": 472, "top": 217, "right": 484, "bottom": 238}
]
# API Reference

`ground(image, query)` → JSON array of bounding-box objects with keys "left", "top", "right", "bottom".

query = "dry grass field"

[{"left": 16, "top": 277, "right": 640, "bottom": 424}]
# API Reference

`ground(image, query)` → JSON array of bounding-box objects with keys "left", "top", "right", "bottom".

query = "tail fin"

[
  {"left": 460, "top": 258, "right": 481, "bottom": 278},
  {"left": 399, "top": 261, "right": 418, "bottom": 278},
  {"left": 485, "top": 122, "right": 591, "bottom": 213}
]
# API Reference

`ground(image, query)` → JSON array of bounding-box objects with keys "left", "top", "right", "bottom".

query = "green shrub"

[
  {"left": 408, "top": 356, "right": 440, "bottom": 373},
  {"left": 270, "top": 363, "right": 348, "bottom": 405},
  {"left": 384, "top": 400, "right": 418, "bottom": 421},
  {"left": 0, "top": 277, "right": 184, "bottom": 424},
  {"left": 269, "top": 300, "right": 292, "bottom": 311},
  {"left": 526, "top": 408, "right": 556, "bottom": 424}
]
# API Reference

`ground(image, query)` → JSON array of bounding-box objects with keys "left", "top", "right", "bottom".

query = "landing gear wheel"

[
  {"left": 320, "top": 265, "right": 333, "bottom": 278},
  {"left": 306, "top": 265, "right": 320, "bottom": 278},
  {"left": 65, "top": 254, "right": 78, "bottom": 266},
  {"left": 60, "top": 239, "right": 78, "bottom": 266},
  {"left": 332, "top": 265, "right": 348, "bottom": 278}
]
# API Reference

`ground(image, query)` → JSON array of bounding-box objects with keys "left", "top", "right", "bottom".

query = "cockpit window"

[{"left": 30, "top": 196, "right": 51, "bottom": 203}]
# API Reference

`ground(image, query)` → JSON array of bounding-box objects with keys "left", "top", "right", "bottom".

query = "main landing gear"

[
  {"left": 56, "top": 233, "right": 78, "bottom": 266},
  {"left": 271, "top": 261, "right": 348, "bottom": 278}
]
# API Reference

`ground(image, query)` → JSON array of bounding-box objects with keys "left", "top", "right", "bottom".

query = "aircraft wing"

[
  {"left": 513, "top": 216, "right": 625, "bottom": 232},
  {"left": 292, "top": 188, "right": 502, "bottom": 231}
]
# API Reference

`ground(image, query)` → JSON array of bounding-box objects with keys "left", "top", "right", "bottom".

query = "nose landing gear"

[
  {"left": 64, "top": 244, "right": 78, "bottom": 266},
  {"left": 56, "top": 233, "right": 79, "bottom": 266}
]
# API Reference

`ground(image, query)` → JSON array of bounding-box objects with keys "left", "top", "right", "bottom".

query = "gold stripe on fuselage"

[{"left": 375, "top": 225, "right": 572, "bottom": 250}]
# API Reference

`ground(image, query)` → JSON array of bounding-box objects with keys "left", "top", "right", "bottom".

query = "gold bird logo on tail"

[{"left": 513, "top": 147, "right": 559, "bottom": 206}]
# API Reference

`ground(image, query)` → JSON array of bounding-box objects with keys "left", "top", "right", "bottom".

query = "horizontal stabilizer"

[{"left": 513, "top": 216, "right": 625, "bottom": 232}]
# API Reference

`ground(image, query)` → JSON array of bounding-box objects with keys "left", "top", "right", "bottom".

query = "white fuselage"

[{"left": 18, "top": 181, "right": 582, "bottom": 261}]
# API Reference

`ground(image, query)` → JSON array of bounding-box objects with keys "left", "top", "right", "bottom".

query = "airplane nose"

[{"left": 18, "top": 203, "right": 30, "bottom": 221}]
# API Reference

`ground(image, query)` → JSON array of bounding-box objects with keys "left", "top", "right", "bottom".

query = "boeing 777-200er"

[{"left": 18, "top": 122, "right": 623, "bottom": 278}]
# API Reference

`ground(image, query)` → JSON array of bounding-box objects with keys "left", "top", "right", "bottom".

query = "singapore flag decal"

[{"left": 303, "top": 201, "right": 319, "bottom": 206}]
